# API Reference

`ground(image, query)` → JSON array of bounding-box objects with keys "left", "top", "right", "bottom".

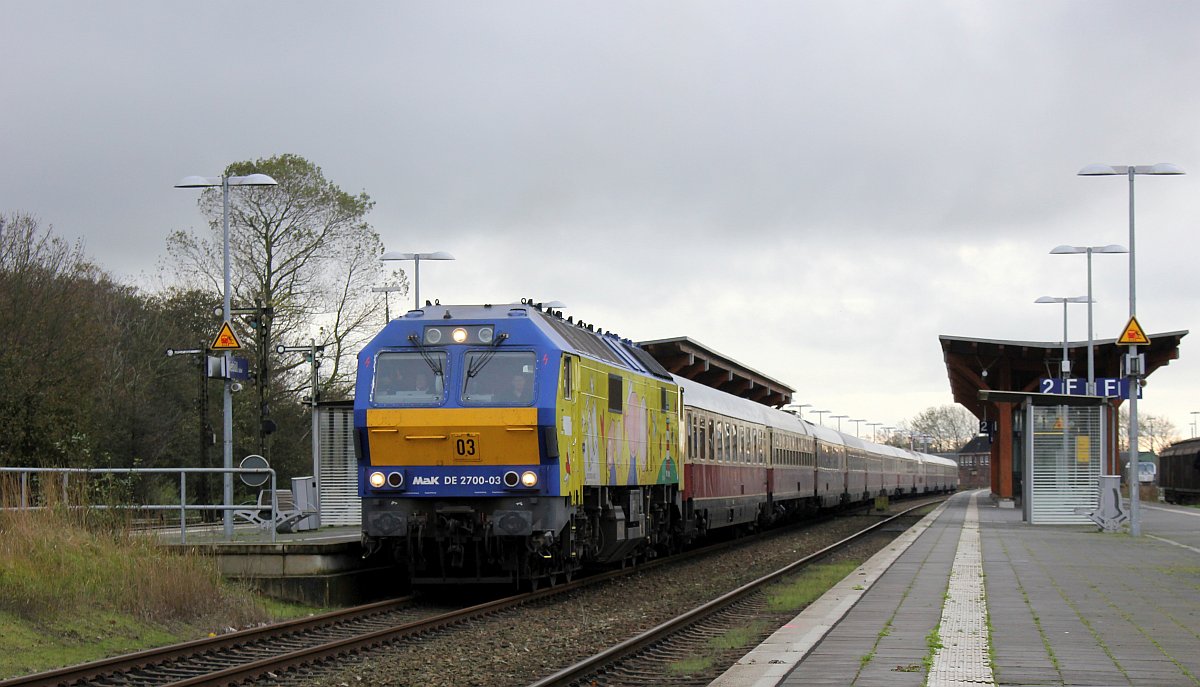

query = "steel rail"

[
  {"left": 526, "top": 499, "right": 944, "bottom": 687},
  {"left": 0, "top": 596, "right": 417, "bottom": 687}
]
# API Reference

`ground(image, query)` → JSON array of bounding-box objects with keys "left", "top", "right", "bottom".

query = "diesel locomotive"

[{"left": 355, "top": 301, "right": 955, "bottom": 587}]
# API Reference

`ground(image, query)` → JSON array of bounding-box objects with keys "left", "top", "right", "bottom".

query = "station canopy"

[
  {"left": 941, "top": 330, "right": 1187, "bottom": 420},
  {"left": 640, "top": 336, "right": 794, "bottom": 407}
]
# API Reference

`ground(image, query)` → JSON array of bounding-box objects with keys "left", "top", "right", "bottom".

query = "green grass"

[
  {"left": 668, "top": 655, "right": 714, "bottom": 675},
  {"left": 922, "top": 626, "right": 943, "bottom": 671},
  {"left": 0, "top": 483, "right": 321, "bottom": 679},
  {"left": 767, "top": 561, "right": 862, "bottom": 612},
  {"left": 666, "top": 561, "right": 861, "bottom": 677}
]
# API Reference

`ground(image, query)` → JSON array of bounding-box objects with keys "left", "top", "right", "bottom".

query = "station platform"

[
  {"left": 156, "top": 525, "right": 403, "bottom": 606},
  {"left": 713, "top": 490, "right": 1200, "bottom": 687}
]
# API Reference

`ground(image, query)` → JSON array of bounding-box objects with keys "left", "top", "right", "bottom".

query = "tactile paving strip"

[{"left": 928, "top": 493, "right": 995, "bottom": 686}]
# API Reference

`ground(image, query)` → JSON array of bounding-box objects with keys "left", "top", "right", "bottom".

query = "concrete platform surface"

[{"left": 713, "top": 490, "right": 1200, "bottom": 687}]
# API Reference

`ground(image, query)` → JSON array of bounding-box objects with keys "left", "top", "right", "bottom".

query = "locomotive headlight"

[
  {"left": 425, "top": 328, "right": 443, "bottom": 344},
  {"left": 478, "top": 327, "right": 494, "bottom": 343},
  {"left": 520, "top": 470, "right": 539, "bottom": 488},
  {"left": 452, "top": 327, "right": 468, "bottom": 343},
  {"left": 369, "top": 471, "right": 386, "bottom": 488},
  {"left": 503, "top": 471, "right": 520, "bottom": 487}
]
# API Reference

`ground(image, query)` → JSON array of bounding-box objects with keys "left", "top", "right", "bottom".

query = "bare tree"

[
  {"left": 897, "top": 404, "right": 977, "bottom": 453},
  {"left": 1115, "top": 406, "right": 1179, "bottom": 454},
  {"left": 167, "top": 154, "right": 388, "bottom": 391}
]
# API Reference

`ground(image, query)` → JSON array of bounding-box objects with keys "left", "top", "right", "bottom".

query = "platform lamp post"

[
  {"left": 176, "top": 172, "right": 278, "bottom": 540},
  {"left": 381, "top": 251, "right": 455, "bottom": 310},
  {"left": 1035, "top": 296, "right": 1091, "bottom": 382},
  {"left": 830, "top": 415, "right": 848, "bottom": 432},
  {"left": 371, "top": 285, "right": 406, "bottom": 323},
  {"left": 811, "top": 410, "right": 830, "bottom": 426},
  {"left": 1079, "top": 162, "right": 1185, "bottom": 537},
  {"left": 1050, "top": 245, "right": 1127, "bottom": 394},
  {"left": 1191, "top": 411, "right": 1200, "bottom": 439},
  {"left": 851, "top": 419, "right": 866, "bottom": 437},
  {"left": 782, "top": 402, "right": 811, "bottom": 418},
  {"left": 867, "top": 422, "right": 882, "bottom": 442}
]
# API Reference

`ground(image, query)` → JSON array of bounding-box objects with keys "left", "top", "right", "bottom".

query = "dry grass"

[{"left": 0, "top": 476, "right": 268, "bottom": 628}]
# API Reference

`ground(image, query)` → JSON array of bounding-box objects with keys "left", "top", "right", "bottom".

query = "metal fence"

[{"left": 0, "top": 466, "right": 279, "bottom": 544}]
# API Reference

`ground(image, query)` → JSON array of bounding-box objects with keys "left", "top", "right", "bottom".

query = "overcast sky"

[{"left": 4, "top": 2, "right": 1199, "bottom": 439}]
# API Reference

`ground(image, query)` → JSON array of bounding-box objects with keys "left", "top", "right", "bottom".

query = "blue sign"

[
  {"left": 229, "top": 356, "right": 251, "bottom": 380},
  {"left": 1040, "top": 377, "right": 1140, "bottom": 398}
]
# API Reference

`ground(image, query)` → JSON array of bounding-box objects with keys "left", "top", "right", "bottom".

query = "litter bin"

[{"left": 291, "top": 476, "right": 320, "bottom": 531}]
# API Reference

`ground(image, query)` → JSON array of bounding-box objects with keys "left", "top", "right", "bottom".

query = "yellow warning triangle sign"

[
  {"left": 210, "top": 322, "right": 242, "bottom": 350},
  {"left": 1116, "top": 315, "right": 1150, "bottom": 346}
]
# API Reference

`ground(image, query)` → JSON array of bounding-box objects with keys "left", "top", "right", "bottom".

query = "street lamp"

[
  {"left": 1035, "top": 296, "right": 1092, "bottom": 381},
  {"left": 830, "top": 415, "right": 848, "bottom": 432},
  {"left": 1050, "top": 244, "right": 1127, "bottom": 394},
  {"left": 811, "top": 410, "right": 830, "bottom": 426},
  {"left": 176, "top": 172, "right": 278, "bottom": 539},
  {"left": 782, "top": 402, "right": 811, "bottom": 418},
  {"left": 381, "top": 251, "right": 455, "bottom": 310},
  {"left": 371, "top": 285, "right": 406, "bottom": 323},
  {"left": 1079, "top": 162, "right": 1185, "bottom": 536},
  {"left": 867, "top": 422, "right": 882, "bottom": 442}
]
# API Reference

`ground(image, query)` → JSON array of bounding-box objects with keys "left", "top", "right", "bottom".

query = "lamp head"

[{"left": 1078, "top": 164, "right": 1119, "bottom": 176}]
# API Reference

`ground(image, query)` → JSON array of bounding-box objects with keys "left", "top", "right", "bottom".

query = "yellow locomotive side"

[{"left": 556, "top": 352, "right": 682, "bottom": 506}]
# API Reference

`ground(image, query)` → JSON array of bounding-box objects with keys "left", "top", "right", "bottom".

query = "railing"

[{"left": 0, "top": 466, "right": 279, "bottom": 544}]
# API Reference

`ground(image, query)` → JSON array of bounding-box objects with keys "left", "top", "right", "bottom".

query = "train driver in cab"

[{"left": 505, "top": 370, "right": 533, "bottom": 404}]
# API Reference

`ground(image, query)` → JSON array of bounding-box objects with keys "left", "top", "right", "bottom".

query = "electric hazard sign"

[
  {"left": 1116, "top": 316, "right": 1150, "bottom": 346},
  {"left": 210, "top": 322, "right": 242, "bottom": 350}
]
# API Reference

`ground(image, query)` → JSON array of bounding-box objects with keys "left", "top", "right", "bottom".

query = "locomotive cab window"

[
  {"left": 373, "top": 351, "right": 446, "bottom": 405},
  {"left": 462, "top": 350, "right": 536, "bottom": 405}
]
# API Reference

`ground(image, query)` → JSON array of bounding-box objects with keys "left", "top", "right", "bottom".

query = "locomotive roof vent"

[{"left": 508, "top": 308, "right": 528, "bottom": 317}]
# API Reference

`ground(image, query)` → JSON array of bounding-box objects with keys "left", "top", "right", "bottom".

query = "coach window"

[{"left": 700, "top": 417, "right": 710, "bottom": 461}]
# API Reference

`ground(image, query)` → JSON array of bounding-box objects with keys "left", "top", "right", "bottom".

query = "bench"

[{"left": 233, "top": 488, "right": 315, "bottom": 533}]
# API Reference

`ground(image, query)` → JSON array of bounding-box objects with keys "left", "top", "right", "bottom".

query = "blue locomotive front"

[{"left": 356, "top": 302, "right": 683, "bottom": 586}]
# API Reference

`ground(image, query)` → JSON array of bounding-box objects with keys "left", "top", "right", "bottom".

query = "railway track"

[
  {"left": 4, "top": 497, "right": 942, "bottom": 687},
  {"left": 0, "top": 596, "right": 442, "bottom": 687},
  {"left": 527, "top": 500, "right": 939, "bottom": 687}
]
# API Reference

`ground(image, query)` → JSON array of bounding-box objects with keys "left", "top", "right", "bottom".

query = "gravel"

[{"left": 284, "top": 507, "right": 926, "bottom": 687}]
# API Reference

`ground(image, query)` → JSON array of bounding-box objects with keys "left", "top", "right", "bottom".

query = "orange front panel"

[{"left": 366, "top": 407, "right": 540, "bottom": 467}]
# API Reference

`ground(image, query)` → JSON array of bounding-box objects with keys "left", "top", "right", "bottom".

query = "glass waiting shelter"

[{"left": 980, "top": 390, "right": 1112, "bottom": 525}]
